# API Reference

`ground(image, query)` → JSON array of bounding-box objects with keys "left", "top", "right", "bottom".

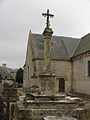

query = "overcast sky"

[{"left": 0, "top": 0, "right": 90, "bottom": 68}]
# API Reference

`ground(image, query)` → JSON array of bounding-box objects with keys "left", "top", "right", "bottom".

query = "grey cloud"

[{"left": 0, "top": 0, "right": 90, "bottom": 68}]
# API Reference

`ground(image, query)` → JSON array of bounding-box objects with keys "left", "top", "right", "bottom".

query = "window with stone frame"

[{"left": 88, "top": 61, "right": 90, "bottom": 76}]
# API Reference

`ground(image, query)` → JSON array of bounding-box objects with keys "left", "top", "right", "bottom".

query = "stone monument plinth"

[{"left": 39, "top": 73, "right": 56, "bottom": 95}]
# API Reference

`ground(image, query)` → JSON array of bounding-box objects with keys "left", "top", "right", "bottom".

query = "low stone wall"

[
  {"left": 16, "top": 99, "right": 87, "bottom": 120},
  {"left": 17, "top": 107, "right": 87, "bottom": 120}
]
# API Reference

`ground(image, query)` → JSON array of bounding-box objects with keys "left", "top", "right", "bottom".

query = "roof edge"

[
  {"left": 71, "top": 39, "right": 81, "bottom": 57},
  {"left": 72, "top": 50, "right": 90, "bottom": 59},
  {"left": 32, "top": 58, "right": 70, "bottom": 61}
]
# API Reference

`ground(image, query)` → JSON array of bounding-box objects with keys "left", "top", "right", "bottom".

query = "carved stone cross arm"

[{"left": 42, "top": 9, "right": 54, "bottom": 28}]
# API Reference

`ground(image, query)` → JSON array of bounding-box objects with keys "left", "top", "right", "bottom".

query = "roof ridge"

[
  {"left": 6, "top": 68, "right": 15, "bottom": 80},
  {"left": 81, "top": 33, "right": 90, "bottom": 39},
  {"left": 4, "top": 68, "right": 15, "bottom": 80},
  {"left": 72, "top": 38, "right": 82, "bottom": 57},
  {"left": 72, "top": 33, "right": 90, "bottom": 57},
  {"left": 0, "top": 66, "right": 15, "bottom": 80},
  {"left": 62, "top": 37, "right": 70, "bottom": 59}
]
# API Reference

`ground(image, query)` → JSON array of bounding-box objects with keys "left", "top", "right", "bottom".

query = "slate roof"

[
  {"left": 31, "top": 34, "right": 80, "bottom": 60},
  {"left": 0, "top": 66, "right": 15, "bottom": 80},
  {"left": 73, "top": 33, "right": 90, "bottom": 57}
]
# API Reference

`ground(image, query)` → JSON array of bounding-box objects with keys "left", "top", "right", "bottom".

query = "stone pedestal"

[{"left": 39, "top": 73, "right": 56, "bottom": 95}]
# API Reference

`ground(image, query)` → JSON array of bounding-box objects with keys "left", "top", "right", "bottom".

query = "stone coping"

[
  {"left": 17, "top": 103, "right": 85, "bottom": 113},
  {"left": 44, "top": 115, "right": 77, "bottom": 120},
  {"left": 25, "top": 99, "right": 76, "bottom": 104},
  {"left": 39, "top": 73, "right": 56, "bottom": 77},
  {"left": 28, "top": 93, "right": 66, "bottom": 97}
]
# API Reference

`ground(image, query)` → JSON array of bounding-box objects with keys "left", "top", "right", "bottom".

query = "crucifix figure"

[{"left": 42, "top": 9, "right": 54, "bottom": 28}]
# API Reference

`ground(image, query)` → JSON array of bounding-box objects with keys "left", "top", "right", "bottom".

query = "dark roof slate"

[
  {"left": 51, "top": 36, "right": 69, "bottom": 60},
  {"left": 62, "top": 37, "right": 80, "bottom": 57},
  {"left": 31, "top": 34, "right": 80, "bottom": 60},
  {"left": 73, "top": 33, "right": 90, "bottom": 57}
]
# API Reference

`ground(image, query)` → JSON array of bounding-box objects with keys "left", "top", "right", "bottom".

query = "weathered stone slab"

[
  {"left": 44, "top": 116, "right": 77, "bottom": 120},
  {"left": 39, "top": 73, "right": 56, "bottom": 95}
]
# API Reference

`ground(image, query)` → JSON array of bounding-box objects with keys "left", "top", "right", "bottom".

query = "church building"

[{"left": 23, "top": 9, "right": 90, "bottom": 95}]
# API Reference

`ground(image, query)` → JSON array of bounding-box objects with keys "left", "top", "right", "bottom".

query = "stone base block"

[{"left": 39, "top": 73, "right": 56, "bottom": 95}]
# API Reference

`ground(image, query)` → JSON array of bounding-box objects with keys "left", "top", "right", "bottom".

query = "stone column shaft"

[{"left": 43, "top": 28, "right": 53, "bottom": 71}]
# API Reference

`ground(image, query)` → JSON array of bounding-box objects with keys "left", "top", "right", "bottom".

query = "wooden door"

[{"left": 59, "top": 78, "right": 65, "bottom": 92}]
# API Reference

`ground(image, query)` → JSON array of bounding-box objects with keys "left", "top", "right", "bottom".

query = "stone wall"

[
  {"left": 73, "top": 56, "right": 90, "bottom": 95},
  {"left": 37, "top": 60, "right": 71, "bottom": 93},
  {"left": 23, "top": 33, "right": 33, "bottom": 88},
  {"left": 2, "top": 88, "right": 18, "bottom": 120},
  {"left": 17, "top": 99, "right": 87, "bottom": 120}
]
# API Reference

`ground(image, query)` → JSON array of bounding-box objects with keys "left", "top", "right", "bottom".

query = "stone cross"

[{"left": 42, "top": 9, "right": 54, "bottom": 28}]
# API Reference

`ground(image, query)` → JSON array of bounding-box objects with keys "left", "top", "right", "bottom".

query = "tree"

[
  {"left": 0, "top": 96, "right": 6, "bottom": 120},
  {"left": 16, "top": 68, "right": 23, "bottom": 83},
  {"left": 0, "top": 72, "right": 2, "bottom": 83}
]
